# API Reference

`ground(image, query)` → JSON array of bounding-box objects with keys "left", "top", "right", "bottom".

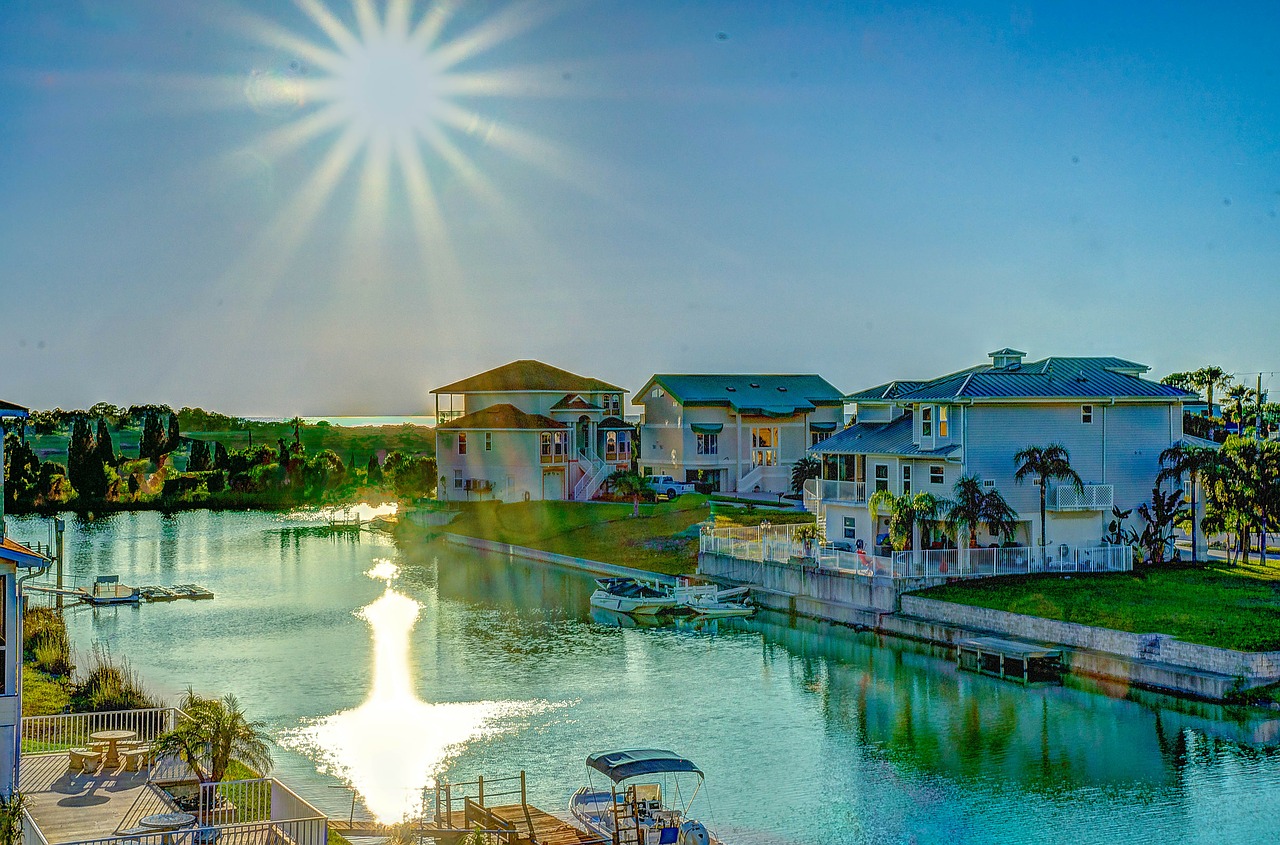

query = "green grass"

[
  {"left": 443, "top": 496, "right": 713, "bottom": 575},
  {"left": 22, "top": 666, "right": 70, "bottom": 717},
  {"left": 917, "top": 562, "right": 1280, "bottom": 652}
]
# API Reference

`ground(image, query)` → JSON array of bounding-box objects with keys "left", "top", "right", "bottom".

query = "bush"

[
  {"left": 23, "top": 607, "right": 72, "bottom": 677},
  {"left": 70, "top": 644, "right": 158, "bottom": 712}
]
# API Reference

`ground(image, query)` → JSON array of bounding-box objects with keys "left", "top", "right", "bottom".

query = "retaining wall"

[
  {"left": 901, "top": 595, "right": 1280, "bottom": 684},
  {"left": 443, "top": 534, "right": 677, "bottom": 584}
]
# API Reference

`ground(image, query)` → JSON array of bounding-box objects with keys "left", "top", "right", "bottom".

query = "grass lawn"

[
  {"left": 917, "top": 562, "right": 1280, "bottom": 652},
  {"left": 23, "top": 666, "right": 70, "bottom": 717},
  {"left": 443, "top": 496, "right": 714, "bottom": 576}
]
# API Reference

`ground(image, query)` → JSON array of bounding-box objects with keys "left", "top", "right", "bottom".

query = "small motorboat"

[
  {"left": 82, "top": 575, "right": 141, "bottom": 606},
  {"left": 589, "top": 578, "right": 677, "bottom": 616},
  {"left": 570, "top": 749, "right": 713, "bottom": 845}
]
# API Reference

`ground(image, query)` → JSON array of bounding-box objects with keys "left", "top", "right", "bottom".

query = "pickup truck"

[{"left": 646, "top": 475, "right": 696, "bottom": 497}]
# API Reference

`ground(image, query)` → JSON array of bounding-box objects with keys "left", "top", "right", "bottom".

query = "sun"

[{"left": 224, "top": 0, "right": 575, "bottom": 300}]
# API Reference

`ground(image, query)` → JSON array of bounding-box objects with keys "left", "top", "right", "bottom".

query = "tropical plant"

[
  {"left": 1192, "top": 366, "right": 1232, "bottom": 430},
  {"left": 790, "top": 455, "right": 820, "bottom": 495},
  {"left": 943, "top": 476, "right": 1018, "bottom": 547},
  {"left": 607, "top": 470, "right": 651, "bottom": 518},
  {"left": 1225, "top": 383, "right": 1254, "bottom": 428},
  {"left": 869, "top": 490, "right": 943, "bottom": 551},
  {"left": 1013, "top": 444, "right": 1082, "bottom": 565},
  {"left": 1201, "top": 436, "right": 1280, "bottom": 565},
  {"left": 0, "top": 790, "right": 28, "bottom": 845},
  {"left": 1158, "top": 443, "right": 1218, "bottom": 561},
  {"left": 151, "top": 688, "right": 273, "bottom": 785},
  {"left": 1132, "top": 484, "right": 1188, "bottom": 566},
  {"left": 70, "top": 644, "right": 158, "bottom": 712}
]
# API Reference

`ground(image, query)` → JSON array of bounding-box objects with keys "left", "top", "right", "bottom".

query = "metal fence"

[
  {"left": 21, "top": 708, "right": 178, "bottom": 755},
  {"left": 701, "top": 525, "right": 1132, "bottom": 581},
  {"left": 53, "top": 818, "right": 329, "bottom": 845},
  {"left": 802, "top": 478, "right": 867, "bottom": 505}
]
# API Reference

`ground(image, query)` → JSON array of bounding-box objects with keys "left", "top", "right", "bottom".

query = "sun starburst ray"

[
  {"left": 429, "top": 1, "right": 562, "bottom": 73},
  {"left": 294, "top": 0, "right": 363, "bottom": 56},
  {"left": 255, "top": 101, "right": 350, "bottom": 161}
]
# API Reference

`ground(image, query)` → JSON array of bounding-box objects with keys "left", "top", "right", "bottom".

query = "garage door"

[{"left": 541, "top": 470, "right": 565, "bottom": 500}]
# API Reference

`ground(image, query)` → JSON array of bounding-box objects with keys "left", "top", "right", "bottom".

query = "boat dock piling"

[{"left": 956, "top": 636, "right": 1062, "bottom": 684}]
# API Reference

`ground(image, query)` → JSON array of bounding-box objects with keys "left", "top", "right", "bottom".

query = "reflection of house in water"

[{"left": 741, "top": 611, "right": 1280, "bottom": 790}]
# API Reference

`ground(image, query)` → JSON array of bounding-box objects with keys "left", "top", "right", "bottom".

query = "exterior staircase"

[{"left": 573, "top": 449, "right": 613, "bottom": 501}]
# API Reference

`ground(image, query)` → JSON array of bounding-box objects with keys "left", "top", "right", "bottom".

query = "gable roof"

[
  {"left": 844, "top": 380, "right": 924, "bottom": 402},
  {"left": 551, "top": 394, "right": 602, "bottom": 411},
  {"left": 0, "top": 399, "right": 28, "bottom": 417},
  {"left": 851, "top": 356, "right": 1192, "bottom": 403},
  {"left": 636, "top": 374, "right": 843, "bottom": 414},
  {"left": 433, "top": 361, "right": 623, "bottom": 394},
  {"left": 0, "top": 536, "right": 49, "bottom": 567},
  {"left": 809, "top": 415, "right": 961, "bottom": 458},
  {"left": 436, "top": 403, "right": 566, "bottom": 430}
]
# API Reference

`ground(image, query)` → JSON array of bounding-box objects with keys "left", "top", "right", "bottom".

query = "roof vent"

[
  {"left": 1077, "top": 371, "right": 1087, "bottom": 382},
  {"left": 989, "top": 347, "right": 1027, "bottom": 369},
  {"left": 776, "top": 386, "right": 787, "bottom": 392},
  {"left": 749, "top": 383, "right": 760, "bottom": 388},
  {"left": 725, "top": 386, "right": 736, "bottom": 392}
]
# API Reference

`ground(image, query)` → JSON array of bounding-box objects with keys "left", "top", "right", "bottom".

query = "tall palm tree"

[
  {"left": 1224, "top": 383, "right": 1253, "bottom": 430},
  {"left": 1014, "top": 444, "right": 1083, "bottom": 566},
  {"left": 943, "top": 476, "right": 1018, "bottom": 547},
  {"left": 1158, "top": 442, "right": 1218, "bottom": 561},
  {"left": 1194, "top": 366, "right": 1231, "bottom": 429},
  {"left": 869, "top": 490, "right": 942, "bottom": 550},
  {"left": 152, "top": 688, "right": 273, "bottom": 785}
]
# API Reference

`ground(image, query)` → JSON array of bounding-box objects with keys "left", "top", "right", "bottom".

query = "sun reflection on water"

[{"left": 281, "top": 558, "right": 559, "bottom": 822}]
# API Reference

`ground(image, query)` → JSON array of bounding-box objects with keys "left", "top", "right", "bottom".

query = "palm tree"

[
  {"left": 1224, "top": 383, "right": 1255, "bottom": 431},
  {"left": 1158, "top": 443, "right": 1218, "bottom": 561},
  {"left": 790, "top": 456, "right": 821, "bottom": 495},
  {"left": 943, "top": 476, "right": 1018, "bottom": 548},
  {"left": 1013, "top": 444, "right": 1083, "bottom": 567},
  {"left": 152, "top": 688, "right": 273, "bottom": 785},
  {"left": 1193, "top": 366, "right": 1231, "bottom": 430},
  {"left": 607, "top": 470, "right": 650, "bottom": 518},
  {"left": 869, "top": 490, "right": 942, "bottom": 550}
]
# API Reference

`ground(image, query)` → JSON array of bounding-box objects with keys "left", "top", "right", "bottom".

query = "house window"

[
  {"left": 652, "top": 387, "right": 664, "bottom": 398},
  {"left": 458, "top": 433, "right": 467, "bottom": 454},
  {"left": 553, "top": 432, "right": 565, "bottom": 457},
  {"left": 540, "top": 432, "right": 552, "bottom": 459},
  {"left": 453, "top": 469, "right": 463, "bottom": 489},
  {"left": 485, "top": 432, "right": 492, "bottom": 451},
  {"left": 874, "top": 464, "right": 888, "bottom": 492},
  {"left": 696, "top": 433, "right": 719, "bottom": 455},
  {"left": 902, "top": 465, "right": 911, "bottom": 495},
  {"left": 938, "top": 406, "right": 949, "bottom": 437},
  {"left": 605, "top": 394, "right": 621, "bottom": 415},
  {"left": 1082, "top": 404, "right": 1094, "bottom": 424},
  {"left": 921, "top": 406, "right": 933, "bottom": 437},
  {"left": 810, "top": 431, "right": 825, "bottom": 447},
  {"left": 930, "top": 465, "right": 944, "bottom": 484},
  {"left": 843, "top": 517, "right": 856, "bottom": 540},
  {"left": 751, "top": 427, "right": 779, "bottom": 467}
]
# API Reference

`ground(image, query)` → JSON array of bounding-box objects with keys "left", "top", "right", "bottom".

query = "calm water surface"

[{"left": 11, "top": 511, "right": 1280, "bottom": 845}]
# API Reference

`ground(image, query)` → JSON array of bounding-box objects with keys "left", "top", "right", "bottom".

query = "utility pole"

[
  {"left": 54, "top": 518, "right": 65, "bottom": 612},
  {"left": 1258, "top": 373, "right": 1265, "bottom": 441}
]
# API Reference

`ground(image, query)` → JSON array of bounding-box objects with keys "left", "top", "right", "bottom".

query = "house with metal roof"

[
  {"left": 431, "top": 361, "right": 632, "bottom": 502},
  {"left": 0, "top": 399, "right": 51, "bottom": 798},
  {"left": 807, "top": 349, "right": 1196, "bottom": 556},
  {"left": 634, "top": 374, "right": 844, "bottom": 494}
]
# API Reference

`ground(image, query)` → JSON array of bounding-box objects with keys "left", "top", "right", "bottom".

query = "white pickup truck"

[{"left": 646, "top": 475, "right": 697, "bottom": 497}]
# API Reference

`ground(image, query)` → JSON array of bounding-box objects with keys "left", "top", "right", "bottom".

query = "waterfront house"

[
  {"left": 0, "top": 399, "right": 50, "bottom": 799},
  {"left": 432, "top": 360, "right": 632, "bottom": 502},
  {"left": 634, "top": 374, "right": 844, "bottom": 494},
  {"left": 807, "top": 349, "right": 1195, "bottom": 555}
]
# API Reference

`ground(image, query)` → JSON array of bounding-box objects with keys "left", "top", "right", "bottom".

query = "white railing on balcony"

[
  {"left": 803, "top": 478, "right": 867, "bottom": 505},
  {"left": 21, "top": 708, "right": 178, "bottom": 755},
  {"left": 1051, "top": 484, "right": 1114, "bottom": 511},
  {"left": 22, "top": 809, "right": 49, "bottom": 845},
  {"left": 55, "top": 818, "right": 329, "bottom": 845},
  {"left": 701, "top": 525, "right": 1132, "bottom": 580}
]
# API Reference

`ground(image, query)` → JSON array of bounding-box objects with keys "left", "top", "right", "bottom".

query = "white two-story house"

[
  {"left": 808, "top": 349, "right": 1194, "bottom": 553},
  {"left": 634, "top": 374, "right": 844, "bottom": 494},
  {"left": 1, "top": 399, "right": 50, "bottom": 798},
  {"left": 433, "top": 360, "right": 632, "bottom": 502}
]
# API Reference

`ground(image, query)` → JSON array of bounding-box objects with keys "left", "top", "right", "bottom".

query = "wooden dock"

[
  {"left": 138, "top": 584, "right": 214, "bottom": 602},
  {"left": 413, "top": 772, "right": 605, "bottom": 845},
  {"left": 957, "top": 636, "right": 1062, "bottom": 684}
]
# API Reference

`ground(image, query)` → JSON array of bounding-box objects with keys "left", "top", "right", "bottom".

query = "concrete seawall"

[{"left": 442, "top": 533, "right": 677, "bottom": 584}]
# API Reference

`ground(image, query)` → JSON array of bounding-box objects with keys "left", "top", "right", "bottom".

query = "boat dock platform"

[
  {"left": 417, "top": 772, "right": 604, "bottom": 845},
  {"left": 137, "top": 584, "right": 214, "bottom": 601},
  {"left": 956, "top": 636, "right": 1062, "bottom": 684},
  {"left": 25, "top": 581, "right": 214, "bottom": 606}
]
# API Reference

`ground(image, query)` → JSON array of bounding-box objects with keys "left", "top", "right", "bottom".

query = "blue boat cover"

[{"left": 586, "top": 750, "right": 702, "bottom": 783}]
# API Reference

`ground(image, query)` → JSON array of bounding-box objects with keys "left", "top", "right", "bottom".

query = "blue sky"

[{"left": 1, "top": 1, "right": 1277, "bottom": 414}]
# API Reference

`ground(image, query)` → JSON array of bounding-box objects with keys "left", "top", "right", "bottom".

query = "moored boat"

[
  {"left": 570, "top": 749, "right": 713, "bottom": 845},
  {"left": 589, "top": 578, "right": 677, "bottom": 616},
  {"left": 672, "top": 578, "right": 753, "bottom": 618}
]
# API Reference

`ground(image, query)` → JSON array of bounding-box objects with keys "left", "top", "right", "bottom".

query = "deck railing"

[
  {"left": 429, "top": 772, "right": 531, "bottom": 844},
  {"left": 803, "top": 478, "right": 867, "bottom": 506},
  {"left": 22, "top": 809, "right": 49, "bottom": 845},
  {"left": 21, "top": 708, "right": 178, "bottom": 755},
  {"left": 53, "top": 818, "right": 329, "bottom": 845},
  {"left": 701, "top": 526, "right": 1132, "bottom": 580},
  {"left": 1051, "top": 484, "right": 1115, "bottom": 511}
]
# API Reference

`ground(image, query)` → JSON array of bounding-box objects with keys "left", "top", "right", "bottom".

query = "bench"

[
  {"left": 122, "top": 748, "right": 152, "bottom": 772},
  {"left": 69, "top": 748, "right": 103, "bottom": 772}
]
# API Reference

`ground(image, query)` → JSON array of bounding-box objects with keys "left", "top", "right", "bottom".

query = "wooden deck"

[
  {"left": 957, "top": 636, "right": 1063, "bottom": 683},
  {"left": 421, "top": 803, "right": 604, "bottom": 845}
]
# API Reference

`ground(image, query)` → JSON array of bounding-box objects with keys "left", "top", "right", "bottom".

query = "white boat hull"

[{"left": 590, "top": 590, "right": 677, "bottom": 616}]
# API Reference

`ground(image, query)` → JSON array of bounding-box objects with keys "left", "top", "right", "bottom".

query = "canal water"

[{"left": 11, "top": 510, "right": 1280, "bottom": 845}]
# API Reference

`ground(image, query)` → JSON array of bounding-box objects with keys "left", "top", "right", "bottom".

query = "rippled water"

[{"left": 11, "top": 510, "right": 1280, "bottom": 844}]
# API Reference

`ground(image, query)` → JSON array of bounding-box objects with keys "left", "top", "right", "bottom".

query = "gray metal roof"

[
  {"left": 844, "top": 380, "right": 924, "bottom": 402},
  {"left": 861, "top": 357, "right": 1191, "bottom": 402},
  {"left": 809, "top": 415, "right": 960, "bottom": 458},
  {"left": 638, "top": 374, "right": 843, "bottom": 413}
]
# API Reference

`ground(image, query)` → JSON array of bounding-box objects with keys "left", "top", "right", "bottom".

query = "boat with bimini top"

[{"left": 570, "top": 749, "right": 713, "bottom": 845}]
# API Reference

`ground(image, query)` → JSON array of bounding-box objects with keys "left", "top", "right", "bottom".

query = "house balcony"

[
  {"left": 803, "top": 478, "right": 867, "bottom": 507},
  {"left": 1050, "top": 484, "right": 1114, "bottom": 511},
  {"left": 20, "top": 708, "right": 329, "bottom": 845}
]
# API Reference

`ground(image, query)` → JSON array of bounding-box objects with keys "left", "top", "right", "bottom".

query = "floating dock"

[
  {"left": 956, "top": 636, "right": 1062, "bottom": 684},
  {"left": 138, "top": 584, "right": 214, "bottom": 602}
]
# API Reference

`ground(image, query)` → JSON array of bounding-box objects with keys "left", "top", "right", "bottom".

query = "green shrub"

[
  {"left": 70, "top": 644, "right": 158, "bottom": 712},
  {"left": 23, "top": 608, "right": 72, "bottom": 677}
]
